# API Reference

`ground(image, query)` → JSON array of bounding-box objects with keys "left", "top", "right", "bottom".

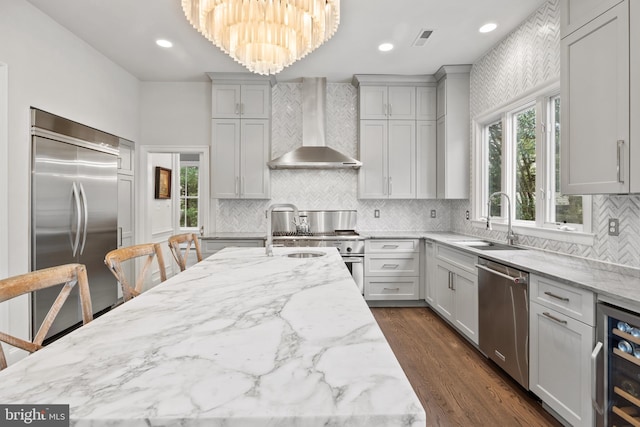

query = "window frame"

[
  {"left": 179, "top": 160, "right": 200, "bottom": 231},
  {"left": 472, "top": 81, "right": 593, "bottom": 245}
]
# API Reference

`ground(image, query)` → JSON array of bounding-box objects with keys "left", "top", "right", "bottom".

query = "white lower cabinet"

[
  {"left": 201, "top": 239, "right": 264, "bottom": 258},
  {"left": 529, "top": 274, "right": 595, "bottom": 427},
  {"left": 433, "top": 244, "right": 478, "bottom": 344},
  {"left": 364, "top": 239, "right": 420, "bottom": 301}
]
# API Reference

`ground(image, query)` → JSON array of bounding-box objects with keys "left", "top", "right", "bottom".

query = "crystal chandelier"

[{"left": 181, "top": 0, "right": 340, "bottom": 75}]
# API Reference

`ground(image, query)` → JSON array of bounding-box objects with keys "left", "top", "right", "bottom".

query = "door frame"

[{"left": 138, "top": 145, "right": 210, "bottom": 249}]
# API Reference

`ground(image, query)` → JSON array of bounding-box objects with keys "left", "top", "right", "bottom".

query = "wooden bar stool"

[
  {"left": 104, "top": 243, "right": 166, "bottom": 302},
  {"left": 0, "top": 263, "right": 93, "bottom": 370},
  {"left": 167, "top": 233, "right": 203, "bottom": 272}
]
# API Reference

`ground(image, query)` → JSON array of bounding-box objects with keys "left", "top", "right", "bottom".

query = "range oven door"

[{"left": 342, "top": 256, "right": 364, "bottom": 295}]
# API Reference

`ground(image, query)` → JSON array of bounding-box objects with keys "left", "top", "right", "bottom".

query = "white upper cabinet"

[
  {"left": 208, "top": 73, "right": 274, "bottom": 199},
  {"left": 560, "top": 1, "right": 639, "bottom": 194},
  {"left": 434, "top": 65, "right": 471, "bottom": 199},
  {"left": 561, "top": 0, "right": 624, "bottom": 37},
  {"left": 359, "top": 85, "right": 416, "bottom": 120},
  {"left": 212, "top": 83, "right": 271, "bottom": 119},
  {"left": 353, "top": 75, "right": 436, "bottom": 200}
]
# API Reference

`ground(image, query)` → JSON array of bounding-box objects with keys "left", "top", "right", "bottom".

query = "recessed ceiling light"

[
  {"left": 156, "top": 39, "right": 173, "bottom": 48},
  {"left": 479, "top": 23, "right": 497, "bottom": 33},
  {"left": 378, "top": 43, "right": 394, "bottom": 52}
]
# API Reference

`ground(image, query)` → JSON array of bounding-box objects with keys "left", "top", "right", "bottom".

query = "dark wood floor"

[{"left": 371, "top": 307, "right": 563, "bottom": 427}]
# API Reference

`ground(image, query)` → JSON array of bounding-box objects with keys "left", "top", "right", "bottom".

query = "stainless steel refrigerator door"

[
  {"left": 32, "top": 136, "right": 81, "bottom": 338},
  {"left": 76, "top": 146, "right": 118, "bottom": 314}
]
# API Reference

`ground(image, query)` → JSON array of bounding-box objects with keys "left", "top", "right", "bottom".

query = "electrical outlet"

[
  {"left": 430, "top": 210, "right": 436, "bottom": 218},
  {"left": 374, "top": 209, "right": 380, "bottom": 218},
  {"left": 608, "top": 218, "right": 620, "bottom": 236},
  {"left": 465, "top": 210, "right": 470, "bottom": 220}
]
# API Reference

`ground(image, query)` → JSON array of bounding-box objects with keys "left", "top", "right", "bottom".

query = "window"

[
  {"left": 179, "top": 161, "right": 199, "bottom": 229},
  {"left": 475, "top": 84, "right": 590, "bottom": 235}
]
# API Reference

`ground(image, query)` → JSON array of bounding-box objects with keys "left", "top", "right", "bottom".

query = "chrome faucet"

[
  {"left": 265, "top": 203, "right": 299, "bottom": 256},
  {"left": 487, "top": 192, "right": 518, "bottom": 245}
]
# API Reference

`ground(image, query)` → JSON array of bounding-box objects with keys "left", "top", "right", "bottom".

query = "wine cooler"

[{"left": 594, "top": 301, "right": 640, "bottom": 427}]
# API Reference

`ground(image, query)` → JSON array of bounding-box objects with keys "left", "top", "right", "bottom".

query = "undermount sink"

[
  {"left": 285, "top": 251, "right": 326, "bottom": 258},
  {"left": 454, "top": 240, "right": 523, "bottom": 251}
]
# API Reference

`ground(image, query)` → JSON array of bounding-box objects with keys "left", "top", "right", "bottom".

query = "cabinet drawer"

[
  {"left": 365, "top": 239, "right": 419, "bottom": 253},
  {"left": 365, "top": 254, "right": 419, "bottom": 276},
  {"left": 364, "top": 277, "right": 419, "bottom": 300},
  {"left": 202, "top": 239, "right": 264, "bottom": 256},
  {"left": 435, "top": 244, "right": 477, "bottom": 274},
  {"left": 530, "top": 274, "right": 595, "bottom": 326}
]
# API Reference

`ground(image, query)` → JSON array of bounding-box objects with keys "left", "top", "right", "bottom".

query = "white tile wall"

[
  {"left": 214, "top": 82, "right": 449, "bottom": 233},
  {"left": 452, "top": 0, "right": 640, "bottom": 268}
]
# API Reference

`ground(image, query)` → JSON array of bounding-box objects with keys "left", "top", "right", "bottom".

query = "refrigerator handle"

[
  {"left": 71, "top": 182, "right": 81, "bottom": 257},
  {"left": 591, "top": 341, "right": 604, "bottom": 415},
  {"left": 79, "top": 183, "right": 89, "bottom": 256}
]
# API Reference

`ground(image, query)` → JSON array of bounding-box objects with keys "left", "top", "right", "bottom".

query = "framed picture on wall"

[{"left": 154, "top": 166, "right": 172, "bottom": 199}]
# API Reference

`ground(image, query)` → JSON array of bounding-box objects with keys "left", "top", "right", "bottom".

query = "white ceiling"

[{"left": 25, "top": 0, "right": 548, "bottom": 83}]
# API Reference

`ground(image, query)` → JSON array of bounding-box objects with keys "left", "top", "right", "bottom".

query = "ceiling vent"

[{"left": 412, "top": 29, "right": 433, "bottom": 47}]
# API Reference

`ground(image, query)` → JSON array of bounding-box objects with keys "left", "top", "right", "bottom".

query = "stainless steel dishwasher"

[{"left": 477, "top": 258, "right": 530, "bottom": 389}]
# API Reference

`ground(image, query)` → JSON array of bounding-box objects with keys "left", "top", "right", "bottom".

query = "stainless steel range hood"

[{"left": 268, "top": 78, "right": 361, "bottom": 169}]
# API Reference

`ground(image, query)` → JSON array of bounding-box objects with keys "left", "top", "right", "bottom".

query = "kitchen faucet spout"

[
  {"left": 265, "top": 203, "right": 299, "bottom": 256},
  {"left": 487, "top": 192, "right": 518, "bottom": 245}
]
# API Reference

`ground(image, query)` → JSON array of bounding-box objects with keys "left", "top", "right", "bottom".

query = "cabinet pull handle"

[
  {"left": 241, "top": 103, "right": 244, "bottom": 115},
  {"left": 383, "top": 287, "right": 400, "bottom": 291},
  {"left": 389, "top": 176, "right": 393, "bottom": 196},
  {"left": 118, "top": 227, "right": 122, "bottom": 247},
  {"left": 591, "top": 341, "right": 604, "bottom": 415},
  {"left": 384, "top": 104, "right": 388, "bottom": 117},
  {"left": 235, "top": 176, "right": 239, "bottom": 196},
  {"left": 543, "top": 312, "right": 567, "bottom": 325},
  {"left": 383, "top": 176, "right": 387, "bottom": 195},
  {"left": 448, "top": 271, "right": 454, "bottom": 290},
  {"left": 382, "top": 264, "right": 399, "bottom": 269},
  {"left": 389, "top": 104, "right": 392, "bottom": 116},
  {"left": 544, "top": 291, "right": 569, "bottom": 302},
  {"left": 382, "top": 244, "right": 399, "bottom": 249},
  {"left": 241, "top": 176, "right": 244, "bottom": 196},
  {"left": 617, "top": 140, "right": 625, "bottom": 183},
  {"left": 235, "top": 103, "right": 240, "bottom": 115},
  {"left": 117, "top": 157, "right": 122, "bottom": 169}
]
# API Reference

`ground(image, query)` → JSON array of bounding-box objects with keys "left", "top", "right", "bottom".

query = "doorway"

[{"left": 139, "top": 146, "right": 209, "bottom": 280}]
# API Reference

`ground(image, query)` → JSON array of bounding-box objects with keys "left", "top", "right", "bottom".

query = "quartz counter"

[{"left": 0, "top": 247, "right": 425, "bottom": 427}]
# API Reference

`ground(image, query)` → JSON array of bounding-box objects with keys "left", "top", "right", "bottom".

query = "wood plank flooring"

[{"left": 371, "top": 307, "right": 563, "bottom": 427}]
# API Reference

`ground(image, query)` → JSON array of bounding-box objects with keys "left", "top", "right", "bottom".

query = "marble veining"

[{"left": 0, "top": 247, "right": 425, "bottom": 427}]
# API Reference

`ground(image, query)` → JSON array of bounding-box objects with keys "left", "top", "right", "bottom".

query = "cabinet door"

[
  {"left": 359, "top": 86, "right": 388, "bottom": 119},
  {"left": 561, "top": 0, "right": 624, "bottom": 37},
  {"left": 212, "top": 84, "right": 241, "bottom": 118},
  {"left": 436, "top": 78, "right": 446, "bottom": 118},
  {"left": 530, "top": 302, "right": 594, "bottom": 427},
  {"left": 240, "top": 85, "right": 271, "bottom": 119},
  {"left": 388, "top": 120, "right": 416, "bottom": 199},
  {"left": 358, "top": 120, "right": 388, "bottom": 198},
  {"left": 436, "top": 116, "right": 447, "bottom": 198},
  {"left": 211, "top": 119, "right": 240, "bottom": 198},
  {"left": 561, "top": 2, "right": 630, "bottom": 194},
  {"left": 434, "top": 263, "right": 455, "bottom": 322},
  {"left": 453, "top": 271, "right": 478, "bottom": 345},
  {"left": 388, "top": 86, "right": 416, "bottom": 120},
  {"left": 240, "top": 119, "right": 270, "bottom": 199},
  {"left": 117, "top": 173, "right": 135, "bottom": 299},
  {"left": 117, "top": 139, "right": 134, "bottom": 175},
  {"left": 424, "top": 241, "right": 435, "bottom": 305},
  {"left": 416, "top": 86, "right": 436, "bottom": 121},
  {"left": 417, "top": 121, "right": 437, "bottom": 198}
]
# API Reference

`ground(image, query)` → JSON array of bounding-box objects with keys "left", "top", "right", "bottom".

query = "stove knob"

[{"left": 346, "top": 247, "right": 352, "bottom": 252}]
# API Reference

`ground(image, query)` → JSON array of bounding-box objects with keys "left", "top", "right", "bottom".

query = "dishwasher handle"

[{"left": 475, "top": 264, "right": 527, "bottom": 285}]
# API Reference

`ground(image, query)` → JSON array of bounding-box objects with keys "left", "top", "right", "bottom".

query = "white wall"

[
  {"left": 0, "top": 0, "right": 141, "bottom": 277},
  {"left": 0, "top": 0, "right": 140, "bottom": 358},
  {"left": 140, "top": 82, "right": 211, "bottom": 147}
]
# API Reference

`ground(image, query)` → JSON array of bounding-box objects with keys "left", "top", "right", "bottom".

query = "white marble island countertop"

[{"left": 0, "top": 247, "right": 425, "bottom": 427}]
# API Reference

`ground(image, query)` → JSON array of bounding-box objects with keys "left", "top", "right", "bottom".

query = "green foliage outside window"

[
  {"left": 180, "top": 166, "right": 199, "bottom": 228},
  {"left": 515, "top": 108, "right": 536, "bottom": 221}
]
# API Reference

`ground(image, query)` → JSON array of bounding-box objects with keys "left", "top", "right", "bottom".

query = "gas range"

[{"left": 270, "top": 210, "right": 365, "bottom": 256}]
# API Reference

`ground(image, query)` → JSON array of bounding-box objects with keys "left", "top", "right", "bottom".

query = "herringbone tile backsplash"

[
  {"left": 215, "top": 82, "right": 450, "bottom": 233},
  {"left": 216, "top": 0, "right": 640, "bottom": 268},
  {"left": 452, "top": 0, "right": 640, "bottom": 268}
]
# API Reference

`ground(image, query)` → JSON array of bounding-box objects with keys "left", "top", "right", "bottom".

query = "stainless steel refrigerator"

[{"left": 31, "top": 108, "right": 119, "bottom": 340}]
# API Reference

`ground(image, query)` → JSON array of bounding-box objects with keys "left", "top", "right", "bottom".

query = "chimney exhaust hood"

[{"left": 267, "top": 78, "right": 361, "bottom": 169}]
